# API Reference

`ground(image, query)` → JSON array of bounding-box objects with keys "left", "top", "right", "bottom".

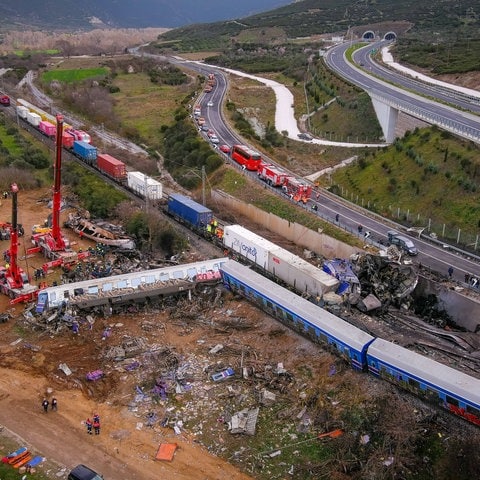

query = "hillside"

[
  {"left": 0, "top": 0, "right": 292, "bottom": 30},
  {"left": 156, "top": 0, "right": 480, "bottom": 71}
]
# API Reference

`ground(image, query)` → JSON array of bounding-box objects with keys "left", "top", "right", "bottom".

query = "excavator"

[{"left": 0, "top": 183, "right": 38, "bottom": 304}]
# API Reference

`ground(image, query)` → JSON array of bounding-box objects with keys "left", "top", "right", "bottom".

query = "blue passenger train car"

[
  {"left": 220, "top": 261, "right": 375, "bottom": 370},
  {"left": 367, "top": 338, "right": 480, "bottom": 426}
]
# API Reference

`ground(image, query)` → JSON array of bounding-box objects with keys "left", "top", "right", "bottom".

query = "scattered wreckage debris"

[
  {"left": 227, "top": 407, "right": 259, "bottom": 435},
  {"left": 351, "top": 253, "right": 418, "bottom": 310},
  {"left": 66, "top": 212, "right": 136, "bottom": 250}
]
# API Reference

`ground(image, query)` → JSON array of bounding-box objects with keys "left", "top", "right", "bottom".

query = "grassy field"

[
  {"left": 111, "top": 72, "right": 187, "bottom": 143},
  {"left": 41, "top": 67, "right": 108, "bottom": 84}
]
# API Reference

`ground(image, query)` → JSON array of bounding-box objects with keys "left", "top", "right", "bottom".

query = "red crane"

[
  {"left": 0, "top": 183, "right": 38, "bottom": 303},
  {"left": 51, "top": 113, "right": 67, "bottom": 251},
  {"left": 5, "top": 183, "right": 23, "bottom": 288},
  {"left": 30, "top": 113, "right": 69, "bottom": 254}
]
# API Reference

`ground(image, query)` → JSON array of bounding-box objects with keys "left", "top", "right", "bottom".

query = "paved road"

[{"left": 325, "top": 41, "right": 480, "bottom": 143}]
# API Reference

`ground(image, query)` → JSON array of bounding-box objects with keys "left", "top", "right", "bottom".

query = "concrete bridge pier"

[{"left": 371, "top": 96, "right": 398, "bottom": 143}]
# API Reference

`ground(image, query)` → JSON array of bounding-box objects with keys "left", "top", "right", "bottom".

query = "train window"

[
  {"left": 285, "top": 312, "right": 293, "bottom": 322},
  {"left": 466, "top": 405, "right": 480, "bottom": 417},
  {"left": 63, "top": 291, "right": 70, "bottom": 299},
  {"left": 102, "top": 283, "right": 112, "bottom": 292},
  {"left": 49, "top": 292, "right": 56, "bottom": 302},
  {"left": 117, "top": 280, "right": 128, "bottom": 289},
  {"left": 187, "top": 267, "right": 197, "bottom": 278},
  {"left": 145, "top": 275, "right": 155, "bottom": 284},
  {"left": 446, "top": 395, "right": 459, "bottom": 407},
  {"left": 131, "top": 278, "right": 142, "bottom": 287},
  {"left": 266, "top": 300, "right": 274, "bottom": 310},
  {"left": 160, "top": 273, "right": 170, "bottom": 281},
  {"left": 408, "top": 378, "right": 420, "bottom": 389},
  {"left": 173, "top": 270, "right": 184, "bottom": 279},
  {"left": 73, "top": 288, "right": 84, "bottom": 296},
  {"left": 239, "top": 284, "right": 246, "bottom": 294},
  {"left": 88, "top": 285, "right": 99, "bottom": 295}
]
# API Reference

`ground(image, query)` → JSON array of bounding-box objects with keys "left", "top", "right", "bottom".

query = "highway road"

[
  {"left": 324, "top": 41, "right": 480, "bottom": 143},
  {"left": 352, "top": 41, "right": 480, "bottom": 114}
]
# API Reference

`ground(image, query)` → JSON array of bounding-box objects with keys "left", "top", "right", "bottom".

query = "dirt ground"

[{"left": 1, "top": 186, "right": 480, "bottom": 480}]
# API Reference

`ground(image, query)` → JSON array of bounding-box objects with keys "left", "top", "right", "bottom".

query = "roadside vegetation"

[{"left": 325, "top": 127, "right": 480, "bottom": 246}]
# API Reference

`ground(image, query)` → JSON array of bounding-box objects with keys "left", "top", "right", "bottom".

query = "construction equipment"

[
  {"left": 31, "top": 114, "right": 70, "bottom": 257},
  {"left": 0, "top": 183, "right": 38, "bottom": 304}
]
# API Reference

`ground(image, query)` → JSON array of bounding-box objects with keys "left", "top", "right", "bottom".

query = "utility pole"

[{"left": 202, "top": 165, "right": 206, "bottom": 206}]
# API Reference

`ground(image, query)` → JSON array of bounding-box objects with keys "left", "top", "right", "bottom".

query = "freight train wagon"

[
  {"left": 127, "top": 171, "right": 163, "bottom": 200},
  {"left": 223, "top": 224, "right": 339, "bottom": 298}
]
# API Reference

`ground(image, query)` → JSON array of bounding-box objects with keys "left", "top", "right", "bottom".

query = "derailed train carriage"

[
  {"left": 220, "top": 260, "right": 480, "bottom": 427},
  {"left": 36, "top": 258, "right": 228, "bottom": 314}
]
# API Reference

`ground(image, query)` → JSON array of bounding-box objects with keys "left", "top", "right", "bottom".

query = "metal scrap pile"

[{"left": 353, "top": 254, "right": 418, "bottom": 311}]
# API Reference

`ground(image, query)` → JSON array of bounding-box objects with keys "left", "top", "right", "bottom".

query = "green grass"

[
  {"left": 41, "top": 67, "right": 108, "bottom": 84},
  {"left": 112, "top": 72, "right": 185, "bottom": 143},
  {"left": 326, "top": 128, "right": 480, "bottom": 242}
]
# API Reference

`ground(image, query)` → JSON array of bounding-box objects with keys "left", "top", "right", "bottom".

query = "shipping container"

[
  {"left": 16, "top": 106, "right": 29, "bottom": 119},
  {"left": 26, "top": 111, "right": 41, "bottom": 127},
  {"left": 72, "top": 140, "right": 97, "bottom": 164},
  {"left": 38, "top": 120, "right": 56, "bottom": 137},
  {"left": 97, "top": 153, "right": 126, "bottom": 181},
  {"left": 66, "top": 128, "right": 91, "bottom": 143},
  {"left": 267, "top": 249, "right": 339, "bottom": 297},
  {"left": 167, "top": 193, "right": 212, "bottom": 229},
  {"left": 62, "top": 131, "right": 75, "bottom": 149},
  {"left": 223, "top": 225, "right": 277, "bottom": 270},
  {"left": 127, "top": 171, "right": 162, "bottom": 200}
]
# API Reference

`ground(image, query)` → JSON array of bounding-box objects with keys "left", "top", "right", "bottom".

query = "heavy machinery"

[
  {"left": 0, "top": 183, "right": 38, "bottom": 303},
  {"left": 29, "top": 114, "right": 89, "bottom": 270},
  {"left": 30, "top": 114, "right": 70, "bottom": 257}
]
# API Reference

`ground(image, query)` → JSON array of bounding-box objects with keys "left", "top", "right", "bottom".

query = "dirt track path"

[{"left": 0, "top": 366, "right": 252, "bottom": 480}]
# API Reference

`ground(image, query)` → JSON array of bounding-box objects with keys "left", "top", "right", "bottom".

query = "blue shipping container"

[
  {"left": 167, "top": 193, "right": 213, "bottom": 228},
  {"left": 73, "top": 140, "right": 97, "bottom": 164}
]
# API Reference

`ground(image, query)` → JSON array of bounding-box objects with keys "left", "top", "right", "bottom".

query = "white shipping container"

[
  {"left": 26, "top": 111, "right": 41, "bottom": 127},
  {"left": 223, "top": 225, "right": 278, "bottom": 270},
  {"left": 268, "top": 249, "right": 339, "bottom": 297},
  {"left": 16, "top": 105, "right": 29, "bottom": 119},
  {"left": 127, "top": 171, "right": 163, "bottom": 200}
]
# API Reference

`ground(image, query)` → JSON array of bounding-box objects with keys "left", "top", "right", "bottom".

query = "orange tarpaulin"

[
  {"left": 155, "top": 443, "right": 178, "bottom": 462},
  {"left": 317, "top": 429, "right": 343, "bottom": 439}
]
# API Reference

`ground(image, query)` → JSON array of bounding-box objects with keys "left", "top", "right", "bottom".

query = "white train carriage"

[
  {"left": 367, "top": 338, "right": 480, "bottom": 426},
  {"left": 221, "top": 261, "right": 374, "bottom": 370},
  {"left": 36, "top": 257, "right": 229, "bottom": 313},
  {"left": 223, "top": 225, "right": 339, "bottom": 298}
]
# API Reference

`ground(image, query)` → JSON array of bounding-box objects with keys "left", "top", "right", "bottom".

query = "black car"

[
  {"left": 297, "top": 132, "right": 313, "bottom": 141},
  {"left": 68, "top": 464, "right": 104, "bottom": 480}
]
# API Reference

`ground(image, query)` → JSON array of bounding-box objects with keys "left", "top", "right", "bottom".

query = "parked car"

[
  {"left": 207, "top": 129, "right": 215, "bottom": 137},
  {"left": 297, "top": 132, "right": 313, "bottom": 141},
  {"left": 210, "top": 135, "right": 220, "bottom": 144},
  {"left": 68, "top": 464, "right": 104, "bottom": 480},
  {"left": 200, "top": 125, "right": 209, "bottom": 132},
  {"left": 219, "top": 144, "right": 231, "bottom": 153}
]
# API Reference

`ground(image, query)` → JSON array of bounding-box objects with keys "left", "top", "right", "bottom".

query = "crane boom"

[{"left": 52, "top": 113, "right": 65, "bottom": 250}]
